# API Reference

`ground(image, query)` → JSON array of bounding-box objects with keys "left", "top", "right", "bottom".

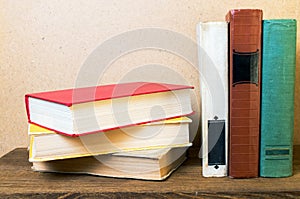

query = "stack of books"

[
  {"left": 197, "top": 9, "right": 296, "bottom": 178},
  {"left": 25, "top": 82, "right": 194, "bottom": 180}
]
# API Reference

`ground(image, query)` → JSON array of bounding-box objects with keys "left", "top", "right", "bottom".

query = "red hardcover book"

[
  {"left": 25, "top": 82, "right": 194, "bottom": 136},
  {"left": 226, "top": 9, "right": 263, "bottom": 178}
]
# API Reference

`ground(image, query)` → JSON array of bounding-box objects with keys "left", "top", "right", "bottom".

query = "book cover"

[
  {"left": 25, "top": 82, "right": 194, "bottom": 136},
  {"left": 197, "top": 21, "right": 228, "bottom": 177},
  {"left": 260, "top": 19, "right": 297, "bottom": 177},
  {"left": 25, "top": 82, "right": 193, "bottom": 107},
  {"left": 226, "top": 9, "right": 263, "bottom": 178}
]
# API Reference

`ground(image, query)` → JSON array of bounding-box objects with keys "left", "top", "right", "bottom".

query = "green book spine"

[{"left": 260, "top": 19, "right": 297, "bottom": 177}]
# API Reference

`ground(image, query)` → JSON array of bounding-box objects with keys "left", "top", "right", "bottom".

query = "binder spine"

[
  {"left": 226, "top": 9, "right": 263, "bottom": 178},
  {"left": 197, "top": 22, "right": 228, "bottom": 177},
  {"left": 260, "top": 19, "right": 297, "bottom": 177}
]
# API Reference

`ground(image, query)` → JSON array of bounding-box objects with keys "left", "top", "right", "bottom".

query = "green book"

[{"left": 260, "top": 19, "right": 297, "bottom": 177}]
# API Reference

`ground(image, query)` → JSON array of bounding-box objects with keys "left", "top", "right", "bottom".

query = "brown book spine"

[{"left": 226, "top": 9, "right": 263, "bottom": 178}]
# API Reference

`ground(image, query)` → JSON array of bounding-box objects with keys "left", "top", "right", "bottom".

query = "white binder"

[{"left": 197, "top": 22, "right": 228, "bottom": 177}]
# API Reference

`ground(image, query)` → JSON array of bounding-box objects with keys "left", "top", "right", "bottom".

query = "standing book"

[
  {"left": 260, "top": 19, "right": 297, "bottom": 177},
  {"left": 197, "top": 21, "right": 228, "bottom": 177},
  {"left": 25, "top": 82, "right": 194, "bottom": 136},
  {"left": 226, "top": 9, "right": 263, "bottom": 178}
]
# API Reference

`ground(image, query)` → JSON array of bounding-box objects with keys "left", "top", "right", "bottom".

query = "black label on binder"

[
  {"left": 208, "top": 120, "right": 225, "bottom": 166},
  {"left": 266, "top": 149, "right": 290, "bottom": 156},
  {"left": 233, "top": 50, "right": 259, "bottom": 86}
]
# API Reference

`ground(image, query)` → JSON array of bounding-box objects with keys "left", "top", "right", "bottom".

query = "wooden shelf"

[{"left": 0, "top": 146, "right": 299, "bottom": 198}]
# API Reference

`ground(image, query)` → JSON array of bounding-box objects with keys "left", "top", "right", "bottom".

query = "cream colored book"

[
  {"left": 29, "top": 117, "right": 192, "bottom": 162},
  {"left": 197, "top": 22, "right": 228, "bottom": 177},
  {"left": 32, "top": 147, "right": 188, "bottom": 181}
]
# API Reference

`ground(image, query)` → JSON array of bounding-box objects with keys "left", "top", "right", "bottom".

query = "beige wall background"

[{"left": 0, "top": 0, "right": 299, "bottom": 157}]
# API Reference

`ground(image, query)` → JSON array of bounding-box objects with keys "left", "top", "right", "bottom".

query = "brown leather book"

[{"left": 226, "top": 9, "right": 263, "bottom": 178}]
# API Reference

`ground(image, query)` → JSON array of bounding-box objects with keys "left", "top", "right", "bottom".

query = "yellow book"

[{"left": 29, "top": 117, "right": 192, "bottom": 162}]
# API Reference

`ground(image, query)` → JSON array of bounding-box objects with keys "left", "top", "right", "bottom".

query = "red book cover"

[
  {"left": 25, "top": 82, "right": 194, "bottom": 136},
  {"left": 226, "top": 9, "right": 263, "bottom": 178}
]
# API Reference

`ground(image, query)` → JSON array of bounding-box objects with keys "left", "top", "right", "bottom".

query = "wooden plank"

[{"left": 0, "top": 146, "right": 299, "bottom": 198}]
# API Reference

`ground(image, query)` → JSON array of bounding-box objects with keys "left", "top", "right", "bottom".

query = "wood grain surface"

[{"left": 0, "top": 146, "right": 299, "bottom": 198}]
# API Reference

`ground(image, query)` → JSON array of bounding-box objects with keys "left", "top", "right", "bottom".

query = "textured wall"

[{"left": 0, "top": 0, "right": 299, "bottom": 157}]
